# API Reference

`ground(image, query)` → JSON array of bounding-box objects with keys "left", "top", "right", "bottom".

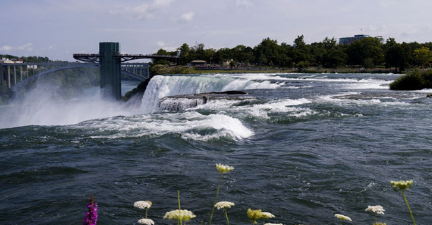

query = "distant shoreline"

[{"left": 152, "top": 65, "right": 398, "bottom": 75}]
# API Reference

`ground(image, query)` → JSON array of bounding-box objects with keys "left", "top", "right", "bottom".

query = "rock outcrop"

[{"left": 158, "top": 91, "right": 253, "bottom": 111}]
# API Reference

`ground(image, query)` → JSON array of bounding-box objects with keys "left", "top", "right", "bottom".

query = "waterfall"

[{"left": 141, "top": 74, "right": 280, "bottom": 114}]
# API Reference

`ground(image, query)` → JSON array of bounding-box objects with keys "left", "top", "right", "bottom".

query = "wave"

[{"left": 70, "top": 111, "right": 254, "bottom": 141}]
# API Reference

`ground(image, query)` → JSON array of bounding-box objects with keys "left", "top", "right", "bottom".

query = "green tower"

[{"left": 99, "top": 42, "right": 121, "bottom": 100}]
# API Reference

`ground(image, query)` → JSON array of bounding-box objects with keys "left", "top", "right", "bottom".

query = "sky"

[{"left": 1, "top": 0, "right": 432, "bottom": 61}]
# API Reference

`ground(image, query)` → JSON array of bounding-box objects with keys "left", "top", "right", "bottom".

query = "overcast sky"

[{"left": 1, "top": 0, "right": 432, "bottom": 61}]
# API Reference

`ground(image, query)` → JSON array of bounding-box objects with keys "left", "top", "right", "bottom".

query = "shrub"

[{"left": 389, "top": 68, "right": 432, "bottom": 90}]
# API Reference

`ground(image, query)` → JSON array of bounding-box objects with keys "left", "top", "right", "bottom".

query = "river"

[{"left": 1, "top": 73, "right": 431, "bottom": 224}]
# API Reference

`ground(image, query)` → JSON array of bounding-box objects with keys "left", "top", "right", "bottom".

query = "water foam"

[
  {"left": 140, "top": 74, "right": 283, "bottom": 113},
  {"left": 75, "top": 111, "right": 254, "bottom": 140},
  {"left": 317, "top": 92, "right": 410, "bottom": 107},
  {"left": 195, "top": 97, "right": 313, "bottom": 120}
]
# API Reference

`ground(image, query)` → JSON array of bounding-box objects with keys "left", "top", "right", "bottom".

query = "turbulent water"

[{"left": 1, "top": 73, "right": 432, "bottom": 225}]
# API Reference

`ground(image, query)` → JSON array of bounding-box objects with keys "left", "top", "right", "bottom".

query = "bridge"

[
  {"left": 1, "top": 42, "right": 179, "bottom": 100},
  {"left": 1, "top": 62, "right": 149, "bottom": 92},
  {"left": 73, "top": 42, "right": 179, "bottom": 100}
]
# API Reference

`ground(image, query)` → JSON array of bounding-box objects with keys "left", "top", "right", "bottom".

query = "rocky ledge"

[{"left": 158, "top": 91, "right": 254, "bottom": 111}]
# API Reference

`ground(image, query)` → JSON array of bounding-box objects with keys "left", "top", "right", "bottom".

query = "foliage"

[
  {"left": 151, "top": 35, "right": 432, "bottom": 73},
  {"left": 389, "top": 68, "right": 432, "bottom": 90},
  {"left": 413, "top": 46, "right": 432, "bottom": 68},
  {"left": 346, "top": 37, "right": 384, "bottom": 67},
  {"left": 384, "top": 39, "right": 412, "bottom": 73}
]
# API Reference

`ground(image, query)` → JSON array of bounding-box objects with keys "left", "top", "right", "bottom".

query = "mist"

[{"left": 0, "top": 79, "right": 141, "bottom": 129}]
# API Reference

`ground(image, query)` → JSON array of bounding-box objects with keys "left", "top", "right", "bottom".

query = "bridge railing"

[
  {"left": 1, "top": 62, "right": 99, "bottom": 90},
  {"left": 1, "top": 62, "right": 149, "bottom": 90}
]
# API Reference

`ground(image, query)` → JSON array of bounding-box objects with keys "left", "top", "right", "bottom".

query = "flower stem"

[
  {"left": 209, "top": 173, "right": 222, "bottom": 225},
  {"left": 145, "top": 209, "right": 148, "bottom": 219},
  {"left": 224, "top": 208, "right": 229, "bottom": 225},
  {"left": 178, "top": 190, "right": 181, "bottom": 225},
  {"left": 402, "top": 190, "right": 416, "bottom": 225}
]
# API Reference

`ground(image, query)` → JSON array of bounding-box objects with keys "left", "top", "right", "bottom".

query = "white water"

[
  {"left": 0, "top": 73, "right": 402, "bottom": 138},
  {"left": 134, "top": 74, "right": 286, "bottom": 140},
  {"left": 140, "top": 74, "right": 282, "bottom": 113}
]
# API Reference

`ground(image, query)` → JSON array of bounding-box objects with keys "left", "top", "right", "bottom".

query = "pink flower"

[{"left": 83, "top": 197, "right": 98, "bottom": 225}]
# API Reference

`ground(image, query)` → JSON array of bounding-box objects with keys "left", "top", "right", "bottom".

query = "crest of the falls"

[{"left": 140, "top": 74, "right": 280, "bottom": 113}]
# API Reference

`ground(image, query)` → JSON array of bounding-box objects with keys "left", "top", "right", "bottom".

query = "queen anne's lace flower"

[
  {"left": 215, "top": 201, "right": 235, "bottom": 210},
  {"left": 163, "top": 209, "right": 196, "bottom": 221},
  {"left": 261, "top": 212, "right": 275, "bottom": 219},
  {"left": 391, "top": 180, "right": 413, "bottom": 190},
  {"left": 216, "top": 163, "right": 234, "bottom": 173},
  {"left": 335, "top": 214, "right": 352, "bottom": 221},
  {"left": 138, "top": 218, "right": 154, "bottom": 225},
  {"left": 365, "top": 205, "right": 385, "bottom": 214},
  {"left": 134, "top": 201, "right": 152, "bottom": 209},
  {"left": 264, "top": 223, "right": 284, "bottom": 225}
]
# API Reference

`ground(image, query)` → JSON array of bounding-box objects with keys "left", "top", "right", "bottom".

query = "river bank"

[{"left": 151, "top": 64, "right": 396, "bottom": 75}]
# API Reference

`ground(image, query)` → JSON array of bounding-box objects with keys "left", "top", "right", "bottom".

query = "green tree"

[
  {"left": 292, "top": 35, "right": 311, "bottom": 65},
  {"left": 413, "top": 46, "right": 432, "bottom": 68},
  {"left": 346, "top": 37, "right": 384, "bottom": 67},
  {"left": 203, "top": 48, "right": 216, "bottom": 63},
  {"left": 384, "top": 39, "right": 411, "bottom": 73},
  {"left": 319, "top": 37, "right": 347, "bottom": 68},
  {"left": 399, "top": 43, "right": 413, "bottom": 72},
  {"left": 232, "top": 45, "right": 254, "bottom": 64},
  {"left": 178, "top": 43, "right": 191, "bottom": 64},
  {"left": 193, "top": 43, "right": 206, "bottom": 60},
  {"left": 253, "top": 38, "right": 280, "bottom": 66},
  {"left": 276, "top": 42, "right": 293, "bottom": 67},
  {"left": 214, "top": 48, "right": 233, "bottom": 65},
  {"left": 152, "top": 49, "right": 170, "bottom": 65}
]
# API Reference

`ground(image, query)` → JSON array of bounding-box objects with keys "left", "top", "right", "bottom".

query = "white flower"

[
  {"left": 163, "top": 209, "right": 196, "bottom": 221},
  {"left": 214, "top": 201, "right": 235, "bottom": 210},
  {"left": 264, "top": 223, "right": 284, "bottom": 225},
  {"left": 365, "top": 205, "right": 385, "bottom": 215},
  {"left": 134, "top": 201, "right": 152, "bottom": 209},
  {"left": 216, "top": 163, "right": 234, "bottom": 173},
  {"left": 335, "top": 214, "right": 352, "bottom": 221},
  {"left": 261, "top": 212, "right": 275, "bottom": 219},
  {"left": 138, "top": 218, "right": 154, "bottom": 225}
]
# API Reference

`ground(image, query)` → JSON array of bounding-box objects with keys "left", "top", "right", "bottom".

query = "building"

[
  {"left": 339, "top": 34, "right": 370, "bottom": 45},
  {"left": 339, "top": 34, "right": 384, "bottom": 45},
  {"left": 190, "top": 60, "right": 206, "bottom": 65},
  {"left": 0, "top": 58, "right": 23, "bottom": 64}
]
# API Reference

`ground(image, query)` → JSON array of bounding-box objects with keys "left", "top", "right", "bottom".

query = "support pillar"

[
  {"left": 99, "top": 42, "right": 121, "bottom": 100},
  {"left": 7, "top": 66, "right": 11, "bottom": 89},
  {"left": 0, "top": 65, "right": 3, "bottom": 86},
  {"left": 13, "top": 66, "right": 16, "bottom": 86}
]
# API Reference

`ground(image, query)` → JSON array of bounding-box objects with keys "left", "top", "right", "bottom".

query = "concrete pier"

[{"left": 99, "top": 42, "right": 122, "bottom": 100}]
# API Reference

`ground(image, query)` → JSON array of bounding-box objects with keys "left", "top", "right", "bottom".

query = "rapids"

[{"left": 1, "top": 73, "right": 432, "bottom": 224}]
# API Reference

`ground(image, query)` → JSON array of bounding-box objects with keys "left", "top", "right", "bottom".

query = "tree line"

[{"left": 154, "top": 36, "right": 432, "bottom": 73}]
